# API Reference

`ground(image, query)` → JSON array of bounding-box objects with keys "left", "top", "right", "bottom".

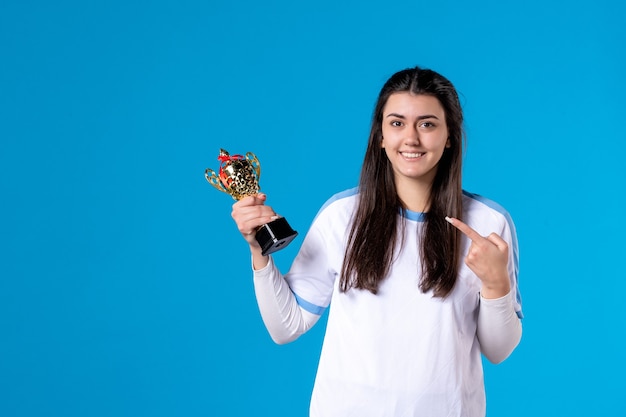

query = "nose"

[{"left": 404, "top": 124, "right": 420, "bottom": 144}]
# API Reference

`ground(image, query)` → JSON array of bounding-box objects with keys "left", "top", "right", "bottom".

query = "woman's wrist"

[
  {"left": 251, "top": 246, "right": 269, "bottom": 270},
  {"left": 480, "top": 281, "right": 510, "bottom": 299}
]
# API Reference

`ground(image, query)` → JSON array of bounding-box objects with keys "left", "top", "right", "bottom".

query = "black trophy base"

[{"left": 256, "top": 217, "right": 298, "bottom": 256}]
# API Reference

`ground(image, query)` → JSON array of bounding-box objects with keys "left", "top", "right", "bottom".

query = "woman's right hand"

[{"left": 231, "top": 193, "right": 279, "bottom": 248}]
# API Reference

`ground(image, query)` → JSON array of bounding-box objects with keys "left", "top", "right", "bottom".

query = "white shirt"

[{"left": 253, "top": 188, "right": 522, "bottom": 417}]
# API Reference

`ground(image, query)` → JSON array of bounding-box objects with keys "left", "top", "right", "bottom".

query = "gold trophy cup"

[{"left": 205, "top": 149, "right": 298, "bottom": 256}]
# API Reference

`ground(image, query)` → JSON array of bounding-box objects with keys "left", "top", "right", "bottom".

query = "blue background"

[{"left": 1, "top": 0, "right": 625, "bottom": 416}]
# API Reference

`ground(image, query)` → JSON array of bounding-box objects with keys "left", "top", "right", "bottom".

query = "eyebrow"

[{"left": 385, "top": 113, "right": 440, "bottom": 120}]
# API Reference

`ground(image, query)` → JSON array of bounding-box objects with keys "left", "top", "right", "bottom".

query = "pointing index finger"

[{"left": 445, "top": 216, "right": 484, "bottom": 242}]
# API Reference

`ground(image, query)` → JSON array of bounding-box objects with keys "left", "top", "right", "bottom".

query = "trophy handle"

[
  {"left": 245, "top": 152, "right": 261, "bottom": 183},
  {"left": 205, "top": 168, "right": 228, "bottom": 193}
]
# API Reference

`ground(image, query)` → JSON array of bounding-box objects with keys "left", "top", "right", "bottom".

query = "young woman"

[{"left": 231, "top": 67, "right": 523, "bottom": 417}]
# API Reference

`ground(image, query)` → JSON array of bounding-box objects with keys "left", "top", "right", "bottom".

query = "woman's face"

[{"left": 381, "top": 92, "right": 450, "bottom": 190}]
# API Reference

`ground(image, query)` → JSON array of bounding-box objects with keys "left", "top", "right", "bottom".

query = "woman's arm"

[
  {"left": 230, "top": 194, "right": 317, "bottom": 343},
  {"left": 445, "top": 216, "right": 522, "bottom": 363},
  {"left": 477, "top": 291, "right": 522, "bottom": 364},
  {"left": 253, "top": 257, "right": 321, "bottom": 344},
  {"left": 231, "top": 193, "right": 332, "bottom": 344}
]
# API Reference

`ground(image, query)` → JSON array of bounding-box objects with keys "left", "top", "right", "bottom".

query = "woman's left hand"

[{"left": 445, "top": 216, "right": 510, "bottom": 299}]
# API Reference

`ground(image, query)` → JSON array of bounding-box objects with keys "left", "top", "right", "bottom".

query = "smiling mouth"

[{"left": 401, "top": 152, "right": 425, "bottom": 158}]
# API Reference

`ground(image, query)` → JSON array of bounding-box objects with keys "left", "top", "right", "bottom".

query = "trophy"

[{"left": 205, "top": 149, "right": 298, "bottom": 256}]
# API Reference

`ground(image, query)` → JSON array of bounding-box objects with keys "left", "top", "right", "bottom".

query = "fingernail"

[
  {"left": 445, "top": 216, "right": 453, "bottom": 224},
  {"left": 270, "top": 215, "right": 279, "bottom": 220}
]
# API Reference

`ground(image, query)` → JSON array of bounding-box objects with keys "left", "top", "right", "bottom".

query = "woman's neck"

[{"left": 396, "top": 178, "right": 432, "bottom": 213}]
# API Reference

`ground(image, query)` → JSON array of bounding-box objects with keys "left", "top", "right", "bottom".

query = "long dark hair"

[{"left": 340, "top": 67, "right": 464, "bottom": 298}]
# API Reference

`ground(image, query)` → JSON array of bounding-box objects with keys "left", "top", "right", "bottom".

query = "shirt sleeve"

[
  {"left": 477, "top": 291, "right": 522, "bottom": 364},
  {"left": 468, "top": 197, "right": 523, "bottom": 363},
  {"left": 252, "top": 204, "right": 339, "bottom": 344},
  {"left": 253, "top": 256, "right": 322, "bottom": 344}
]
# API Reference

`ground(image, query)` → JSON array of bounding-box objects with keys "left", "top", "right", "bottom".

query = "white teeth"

[{"left": 402, "top": 152, "right": 424, "bottom": 158}]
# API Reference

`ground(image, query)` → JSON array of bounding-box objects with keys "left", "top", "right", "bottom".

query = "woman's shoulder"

[
  {"left": 462, "top": 190, "right": 509, "bottom": 214},
  {"left": 462, "top": 190, "right": 516, "bottom": 233},
  {"left": 319, "top": 187, "right": 359, "bottom": 211},
  {"left": 312, "top": 187, "right": 360, "bottom": 223}
]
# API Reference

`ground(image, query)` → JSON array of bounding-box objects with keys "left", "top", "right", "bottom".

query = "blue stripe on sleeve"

[
  {"left": 314, "top": 187, "right": 359, "bottom": 219},
  {"left": 293, "top": 292, "right": 327, "bottom": 316}
]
